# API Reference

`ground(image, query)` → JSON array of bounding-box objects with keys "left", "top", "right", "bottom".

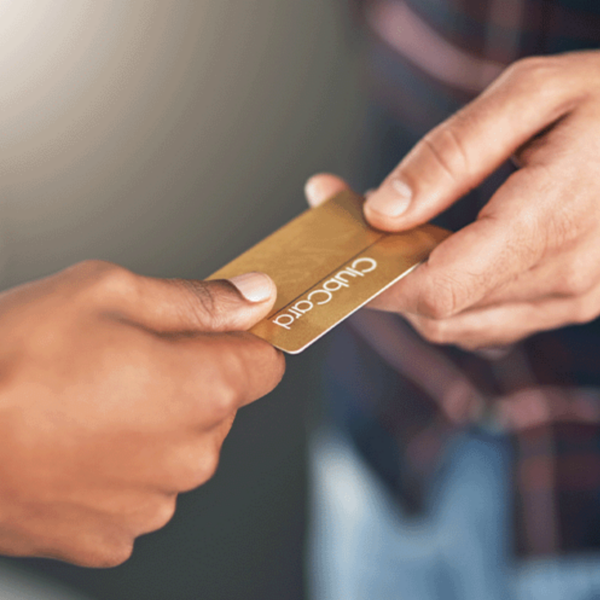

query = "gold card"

[{"left": 208, "top": 190, "right": 449, "bottom": 354}]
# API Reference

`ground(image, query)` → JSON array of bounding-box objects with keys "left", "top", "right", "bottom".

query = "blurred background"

[{"left": 0, "top": 1, "right": 365, "bottom": 598}]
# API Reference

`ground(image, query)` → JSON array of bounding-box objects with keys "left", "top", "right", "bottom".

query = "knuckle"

[
  {"left": 80, "top": 537, "right": 134, "bottom": 568},
  {"left": 72, "top": 258, "right": 116, "bottom": 275},
  {"left": 502, "top": 56, "right": 568, "bottom": 107},
  {"left": 558, "top": 268, "right": 592, "bottom": 297},
  {"left": 420, "top": 122, "right": 470, "bottom": 183},
  {"left": 195, "top": 336, "right": 284, "bottom": 423},
  {"left": 506, "top": 55, "right": 545, "bottom": 76},
  {"left": 242, "top": 341, "right": 286, "bottom": 401},
  {"left": 210, "top": 377, "right": 240, "bottom": 419},
  {"left": 176, "top": 450, "right": 221, "bottom": 492},
  {"left": 417, "top": 279, "right": 461, "bottom": 320},
  {"left": 505, "top": 56, "right": 557, "bottom": 84},
  {"left": 197, "top": 450, "right": 221, "bottom": 484},
  {"left": 416, "top": 318, "right": 449, "bottom": 345},
  {"left": 161, "top": 438, "right": 224, "bottom": 492},
  {"left": 99, "top": 540, "right": 135, "bottom": 568},
  {"left": 211, "top": 339, "right": 263, "bottom": 409},
  {"left": 143, "top": 496, "right": 177, "bottom": 533},
  {"left": 572, "top": 297, "right": 598, "bottom": 325},
  {"left": 418, "top": 294, "right": 453, "bottom": 320},
  {"left": 83, "top": 262, "right": 139, "bottom": 305}
]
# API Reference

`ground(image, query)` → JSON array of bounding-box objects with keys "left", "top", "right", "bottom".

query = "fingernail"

[
  {"left": 304, "top": 177, "right": 321, "bottom": 208},
  {"left": 366, "top": 179, "right": 412, "bottom": 218},
  {"left": 228, "top": 272, "right": 275, "bottom": 303}
]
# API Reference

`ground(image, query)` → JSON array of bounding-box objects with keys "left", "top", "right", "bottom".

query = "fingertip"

[
  {"left": 364, "top": 202, "right": 420, "bottom": 232},
  {"left": 304, "top": 173, "right": 350, "bottom": 208},
  {"left": 363, "top": 180, "right": 413, "bottom": 231},
  {"left": 364, "top": 203, "right": 405, "bottom": 232}
]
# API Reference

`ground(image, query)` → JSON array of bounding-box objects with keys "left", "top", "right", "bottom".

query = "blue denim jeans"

[{"left": 308, "top": 428, "right": 600, "bottom": 600}]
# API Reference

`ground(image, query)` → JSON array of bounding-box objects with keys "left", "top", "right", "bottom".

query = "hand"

[
  {"left": 0, "top": 261, "right": 284, "bottom": 566},
  {"left": 307, "top": 51, "right": 600, "bottom": 350}
]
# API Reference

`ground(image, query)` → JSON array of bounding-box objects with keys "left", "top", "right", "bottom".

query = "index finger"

[
  {"left": 364, "top": 54, "right": 587, "bottom": 232},
  {"left": 173, "top": 331, "right": 285, "bottom": 421},
  {"left": 370, "top": 168, "right": 547, "bottom": 318}
]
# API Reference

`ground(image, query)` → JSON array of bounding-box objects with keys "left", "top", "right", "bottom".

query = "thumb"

[
  {"left": 363, "top": 56, "right": 581, "bottom": 232},
  {"left": 219, "top": 272, "right": 278, "bottom": 329},
  {"left": 125, "top": 272, "right": 277, "bottom": 333}
]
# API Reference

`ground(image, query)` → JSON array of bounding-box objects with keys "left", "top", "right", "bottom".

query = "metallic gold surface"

[{"left": 209, "top": 190, "right": 449, "bottom": 353}]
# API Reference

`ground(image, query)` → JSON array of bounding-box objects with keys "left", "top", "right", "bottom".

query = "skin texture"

[
  {"left": 0, "top": 260, "right": 284, "bottom": 567},
  {"left": 306, "top": 50, "right": 600, "bottom": 351}
]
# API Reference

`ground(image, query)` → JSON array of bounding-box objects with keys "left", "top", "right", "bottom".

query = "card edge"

[{"left": 273, "top": 261, "right": 421, "bottom": 354}]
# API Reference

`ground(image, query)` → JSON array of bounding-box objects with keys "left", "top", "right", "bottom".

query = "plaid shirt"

[{"left": 328, "top": 0, "right": 600, "bottom": 557}]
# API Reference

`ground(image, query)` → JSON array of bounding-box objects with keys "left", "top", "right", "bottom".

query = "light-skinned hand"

[
  {"left": 0, "top": 260, "right": 284, "bottom": 566},
  {"left": 306, "top": 51, "right": 600, "bottom": 350}
]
